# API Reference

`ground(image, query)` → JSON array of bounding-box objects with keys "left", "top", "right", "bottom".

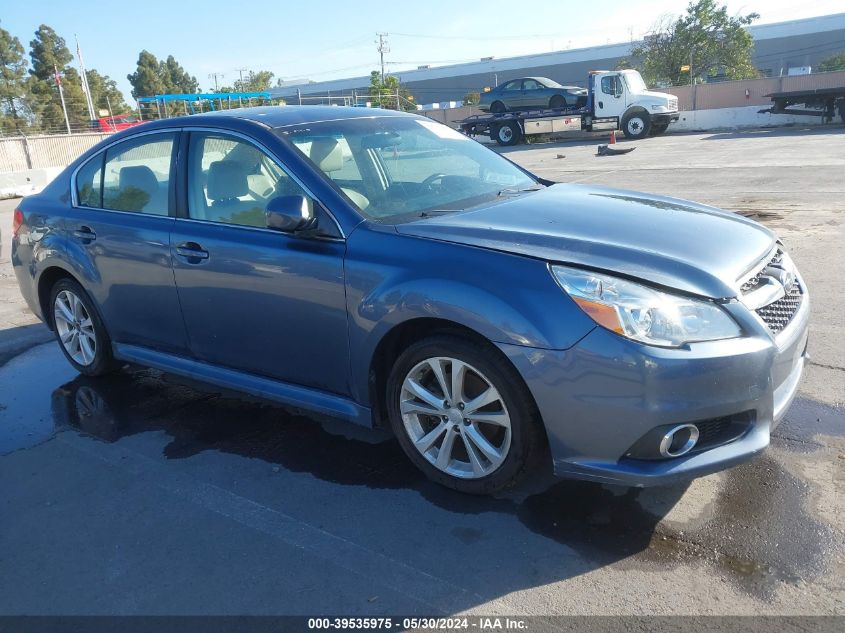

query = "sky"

[{"left": 2, "top": 0, "right": 843, "bottom": 102}]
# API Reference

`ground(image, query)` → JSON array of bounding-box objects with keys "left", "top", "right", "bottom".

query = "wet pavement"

[{"left": 1, "top": 342, "right": 843, "bottom": 614}]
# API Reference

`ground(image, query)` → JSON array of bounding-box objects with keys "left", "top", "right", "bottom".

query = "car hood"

[{"left": 394, "top": 184, "right": 776, "bottom": 298}]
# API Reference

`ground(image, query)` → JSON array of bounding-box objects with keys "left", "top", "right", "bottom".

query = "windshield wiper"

[
  {"left": 497, "top": 185, "right": 545, "bottom": 196},
  {"left": 419, "top": 208, "right": 459, "bottom": 218}
]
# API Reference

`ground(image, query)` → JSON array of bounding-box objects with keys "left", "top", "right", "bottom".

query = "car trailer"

[{"left": 759, "top": 86, "right": 845, "bottom": 123}]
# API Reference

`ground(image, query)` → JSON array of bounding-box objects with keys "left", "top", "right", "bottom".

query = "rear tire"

[
  {"left": 490, "top": 101, "right": 506, "bottom": 114},
  {"left": 493, "top": 120, "right": 522, "bottom": 146},
  {"left": 386, "top": 335, "right": 544, "bottom": 494},
  {"left": 49, "top": 278, "right": 117, "bottom": 377},
  {"left": 621, "top": 109, "right": 651, "bottom": 139}
]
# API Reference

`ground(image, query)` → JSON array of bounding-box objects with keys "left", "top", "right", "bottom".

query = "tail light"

[{"left": 12, "top": 208, "right": 24, "bottom": 238}]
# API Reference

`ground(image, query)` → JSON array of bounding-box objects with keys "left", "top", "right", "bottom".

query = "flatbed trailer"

[
  {"left": 759, "top": 86, "right": 845, "bottom": 123},
  {"left": 459, "top": 69, "right": 680, "bottom": 146}
]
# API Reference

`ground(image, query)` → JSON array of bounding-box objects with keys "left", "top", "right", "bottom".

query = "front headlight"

[{"left": 551, "top": 265, "right": 742, "bottom": 347}]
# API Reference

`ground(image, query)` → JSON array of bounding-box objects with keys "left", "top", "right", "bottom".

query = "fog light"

[{"left": 659, "top": 424, "right": 699, "bottom": 458}]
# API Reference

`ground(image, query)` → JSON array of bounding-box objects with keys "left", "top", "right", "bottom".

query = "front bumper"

[
  {"left": 498, "top": 290, "right": 809, "bottom": 487},
  {"left": 653, "top": 111, "right": 680, "bottom": 125}
]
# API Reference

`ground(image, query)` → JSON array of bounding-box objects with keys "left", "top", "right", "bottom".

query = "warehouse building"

[{"left": 270, "top": 12, "right": 845, "bottom": 106}]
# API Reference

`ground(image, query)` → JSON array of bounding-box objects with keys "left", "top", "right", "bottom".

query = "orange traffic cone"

[{"left": 609, "top": 130, "right": 617, "bottom": 144}]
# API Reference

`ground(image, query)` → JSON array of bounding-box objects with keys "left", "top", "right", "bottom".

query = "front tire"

[
  {"left": 549, "top": 95, "right": 566, "bottom": 109},
  {"left": 490, "top": 101, "right": 506, "bottom": 114},
  {"left": 50, "top": 278, "right": 117, "bottom": 376},
  {"left": 621, "top": 109, "right": 651, "bottom": 139},
  {"left": 386, "top": 335, "right": 543, "bottom": 494}
]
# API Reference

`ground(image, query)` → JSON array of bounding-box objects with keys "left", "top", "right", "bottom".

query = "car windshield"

[
  {"left": 540, "top": 78, "right": 563, "bottom": 88},
  {"left": 276, "top": 116, "right": 538, "bottom": 221},
  {"left": 623, "top": 71, "right": 647, "bottom": 93}
]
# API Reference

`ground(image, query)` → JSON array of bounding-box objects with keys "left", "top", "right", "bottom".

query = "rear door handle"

[
  {"left": 175, "top": 242, "right": 209, "bottom": 261},
  {"left": 73, "top": 226, "right": 96, "bottom": 242}
]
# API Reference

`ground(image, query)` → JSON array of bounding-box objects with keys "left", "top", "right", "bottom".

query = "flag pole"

[
  {"left": 75, "top": 35, "right": 96, "bottom": 120},
  {"left": 54, "top": 65, "right": 71, "bottom": 134}
]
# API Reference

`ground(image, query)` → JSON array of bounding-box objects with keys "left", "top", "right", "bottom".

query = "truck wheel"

[
  {"left": 621, "top": 109, "right": 651, "bottom": 139},
  {"left": 493, "top": 121, "right": 522, "bottom": 146},
  {"left": 490, "top": 101, "right": 506, "bottom": 114},
  {"left": 549, "top": 95, "right": 566, "bottom": 109},
  {"left": 650, "top": 122, "right": 669, "bottom": 136}
]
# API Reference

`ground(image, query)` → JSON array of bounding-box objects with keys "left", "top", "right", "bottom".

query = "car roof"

[{"left": 138, "top": 105, "right": 414, "bottom": 130}]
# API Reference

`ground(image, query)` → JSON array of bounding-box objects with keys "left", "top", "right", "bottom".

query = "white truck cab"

[{"left": 590, "top": 70, "right": 680, "bottom": 138}]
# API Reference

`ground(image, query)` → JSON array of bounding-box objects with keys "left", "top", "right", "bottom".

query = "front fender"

[{"left": 345, "top": 226, "right": 596, "bottom": 404}]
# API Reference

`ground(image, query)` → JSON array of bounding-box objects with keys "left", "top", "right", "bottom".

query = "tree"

[
  {"left": 631, "top": 0, "right": 759, "bottom": 86},
  {"left": 462, "top": 91, "right": 480, "bottom": 106},
  {"left": 234, "top": 70, "right": 274, "bottom": 93},
  {"left": 128, "top": 51, "right": 197, "bottom": 99},
  {"left": 29, "top": 25, "right": 88, "bottom": 131},
  {"left": 0, "top": 21, "right": 31, "bottom": 132},
  {"left": 369, "top": 71, "right": 415, "bottom": 111},
  {"left": 818, "top": 52, "right": 845, "bottom": 73},
  {"left": 160, "top": 55, "right": 198, "bottom": 94},
  {"left": 86, "top": 69, "right": 129, "bottom": 114},
  {"left": 128, "top": 50, "right": 165, "bottom": 98}
]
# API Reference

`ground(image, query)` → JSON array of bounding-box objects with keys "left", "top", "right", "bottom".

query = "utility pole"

[
  {"left": 208, "top": 72, "right": 224, "bottom": 92},
  {"left": 376, "top": 33, "right": 389, "bottom": 84},
  {"left": 235, "top": 67, "right": 247, "bottom": 106},
  {"left": 690, "top": 49, "right": 697, "bottom": 111}
]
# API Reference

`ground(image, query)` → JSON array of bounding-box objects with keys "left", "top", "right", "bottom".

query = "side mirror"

[{"left": 265, "top": 195, "right": 316, "bottom": 233}]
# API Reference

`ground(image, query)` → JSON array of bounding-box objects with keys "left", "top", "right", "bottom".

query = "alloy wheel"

[
  {"left": 399, "top": 356, "right": 512, "bottom": 479},
  {"left": 54, "top": 290, "right": 97, "bottom": 366}
]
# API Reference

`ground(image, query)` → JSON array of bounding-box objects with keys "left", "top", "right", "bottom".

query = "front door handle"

[
  {"left": 73, "top": 226, "right": 96, "bottom": 242},
  {"left": 175, "top": 242, "right": 209, "bottom": 261}
]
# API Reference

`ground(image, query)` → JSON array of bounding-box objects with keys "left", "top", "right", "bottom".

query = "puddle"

[{"left": 1, "top": 343, "right": 840, "bottom": 600}]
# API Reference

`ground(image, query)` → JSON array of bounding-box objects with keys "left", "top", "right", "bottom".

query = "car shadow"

[
  {"left": 0, "top": 322, "right": 52, "bottom": 367},
  {"left": 45, "top": 365, "right": 839, "bottom": 609}
]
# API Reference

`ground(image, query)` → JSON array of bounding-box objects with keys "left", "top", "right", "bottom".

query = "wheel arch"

[
  {"left": 37, "top": 265, "right": 107, "bottom": 337},
  {"left": 366, "top": 317, "right": 541, "bottom": 433},
  {"left": 622, "top": 105, "right": 650, "bottom": 121}
]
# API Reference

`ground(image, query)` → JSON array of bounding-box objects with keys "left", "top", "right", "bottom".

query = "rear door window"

[{"left": 101, "top": 133, "right": 176, "bottom": 215}]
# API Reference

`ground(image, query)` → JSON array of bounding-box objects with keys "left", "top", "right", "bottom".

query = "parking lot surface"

[{"left": 1, "top": 126, "right": 843, "bottom": 616}]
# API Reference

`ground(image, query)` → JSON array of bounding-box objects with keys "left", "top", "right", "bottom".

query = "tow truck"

[{"left": 460, "top": 69, "right": 680, "bottom": 145}]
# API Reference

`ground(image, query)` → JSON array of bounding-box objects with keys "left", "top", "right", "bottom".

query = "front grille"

[
  {"left": 741, "top": 249, "right": 783, "bottom": 293},
  {"left": 756, "top": 280, "right": 803, "bottom": 334},
  {"left": 742, "top": 248, "right": 803, "bottom": 335}
]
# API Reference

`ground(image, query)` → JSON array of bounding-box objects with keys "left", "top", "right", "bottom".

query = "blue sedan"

[
  {"left": 479, "top": 77, "right": 587, "bottom": 113},
  {"left": 11, "top": 106, "right": 808, "bottom": 494}
]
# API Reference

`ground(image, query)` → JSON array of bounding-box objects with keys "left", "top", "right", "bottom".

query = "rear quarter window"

[{"left": 76, "top": 154, "right": 104, "bottom": 208}]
